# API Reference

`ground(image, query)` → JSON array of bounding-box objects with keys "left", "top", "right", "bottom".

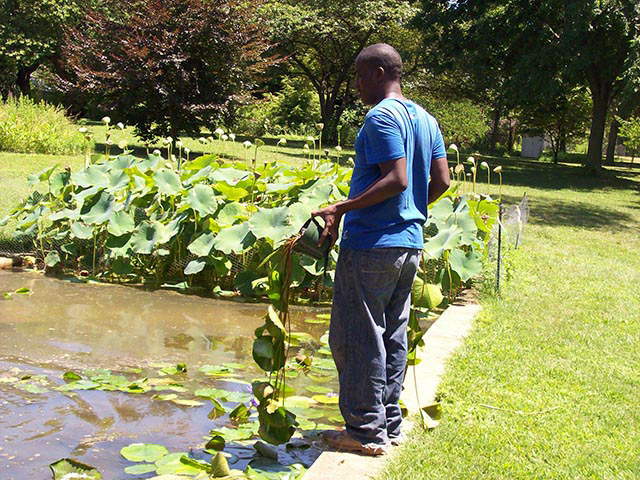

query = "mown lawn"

[{"left": 381, "top": 161, "right": 640, "bottom": 479}]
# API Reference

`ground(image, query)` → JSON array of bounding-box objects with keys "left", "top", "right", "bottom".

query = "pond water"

[{"left": 0, "top": 270, "right": 337, "bottom": 479}]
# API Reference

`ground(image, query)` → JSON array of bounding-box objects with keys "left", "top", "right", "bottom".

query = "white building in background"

[{"left": 521, "top": 136, "right": 545, "bottom": 158}]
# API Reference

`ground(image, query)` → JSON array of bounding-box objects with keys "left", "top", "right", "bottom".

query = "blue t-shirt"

[{"left": 340, "top": 98, "right": 446, "bottom": 250}]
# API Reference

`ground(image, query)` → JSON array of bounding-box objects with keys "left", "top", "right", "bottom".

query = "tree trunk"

[
  {"left": 605, "top": 118, "right": 620, "bottom": 165},
  {"left": 507, "top": 118, "right": 516, "bottom": 154},
  {"left": 585, "top": 88, "right": 610, "bottom": 172},
  {"left": 16, "top": 65, "right": 39, "bottom": 96},
  {"left": 490, "top": 107, "right": 501, "bottom": 154}
]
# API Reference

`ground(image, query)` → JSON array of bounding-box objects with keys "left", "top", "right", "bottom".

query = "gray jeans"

[{"left": 329, "top": 247, "right": 420, "bottom": 446}]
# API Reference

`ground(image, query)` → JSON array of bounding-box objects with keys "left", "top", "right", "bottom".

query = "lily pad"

[{"left": 121, "top": 443, "right": 169, "bottom": 463}]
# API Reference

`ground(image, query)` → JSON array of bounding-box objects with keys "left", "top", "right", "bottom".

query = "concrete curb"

[{"left": 302, "top": 300, "right": 481, "bottom": 480}]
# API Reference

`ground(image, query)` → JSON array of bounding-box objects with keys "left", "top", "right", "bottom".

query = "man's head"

[{"left": 354, "top": 43, "right": 403, "bottom": 105}]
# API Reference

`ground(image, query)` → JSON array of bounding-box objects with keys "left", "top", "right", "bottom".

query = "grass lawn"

[{"left": 381, "top": 161, "right": 640, "bottom": 479}]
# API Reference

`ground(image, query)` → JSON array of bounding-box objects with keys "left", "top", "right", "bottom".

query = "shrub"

[{"left": 0, "top": 96, "right": 86, "bottom": 155}]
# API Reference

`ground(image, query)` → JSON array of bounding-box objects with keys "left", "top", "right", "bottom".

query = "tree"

[
  {"left": 0, "top": 0, "right": 80, "bottom": 97},
  {"left": 263, "top": 0, "right": 414, "bottom": 142},
  {"left": 520, "top": 89, "right": 592, "bottom": 163},
  {"left": 605, "top": 74, "right": 640, "bottom": 164},
  {"left": 619, "top": 116, "right": 640, "bottom": 161},
  {"left": 58, "top": 0, "right": 272, "bottom": 140},
  {"left": 414, "top": 2, "right": 521, "bottom": 154},
  {"left": 415, "top": 1, "right": 640, "bottom": 172}
]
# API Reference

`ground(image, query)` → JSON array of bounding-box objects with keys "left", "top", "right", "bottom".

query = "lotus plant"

[
  {"left": 449, "top": 143, "right": 459, "bottom": 167},
  {"left": 467, "top": 156, "right": 477, "bottom": 193},
  {"left": 242, "top": 140, "right": 252, "bottom": 166},
  {"left": 493, "top": 166, "right": 503, "bottom": 202},
  {"left": 277, "top": 138, "right": 286, "bottom": 165},
  {"left": 480, "top": 161, "right": 490, "bottom": 195}
]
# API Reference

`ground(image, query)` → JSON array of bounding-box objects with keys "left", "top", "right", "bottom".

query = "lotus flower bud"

[
  {"left": 116, "top": 122, "right": 125, "bottom": 130},
  {"left": 480, "top": 161, "right": 489, "bottom": 170},
  {"left": 184, "top": 147, "right": 190, "bottom": 154},
  {"left": 467, "top": 156, "right": 476, "bottom": 165},
  {"left": 165, "top": 136, "right": 173, "bottom": 144},
  {"left": 303, "top": 144, "right": 310, "bottom": 150},
  {"left": 493, "top": 166, "right": 503, "bottom": 173},
  {"left": 335, "top": 145, "right": 342, "bottom": 152},
  {"left": 207, "top": 136, "right": 214, "bottom": 143},
  {"left": 198, "top": 137, "right": 207, "bottom": 144},
  {"left": 153, "top": 149, "right": 161, "bottom": 156},
  {"left": 78, "top": 127, "right": 87, "bottom": 134},
  {"left": 306, "top": 136, "right": 315, "bottom": 142},
  {"left": 455, "top": 164, "right": 465, "bottom": 174},
  {"left": 315, "top": 123, "right": 324, "bottom": 131},
  {"left": 229, "top": 133, "right": 236, "bottom": 141},
  {"left": 214, "top": 128, "right": 224, "bottom": 136},
  {"left": 176, "top": 140, "right": 184, "bottom": 148},
  {"left": 101, "top": 116, "right": 111, "bottom": 125},
  {"left": 277, "top": 138, "right": 287, "bottom": 145},
  {"left": 118, "top": 140, "right": 127, "bottom": 149},
  {"left": 448, "top": 144, "right": 458, "bottom": 152},
  {"left": 243, "top": 140, "right": 252, "bottom": 148},
  {"left": 221, "top": 134, "right": 228, "bottom": 141}
]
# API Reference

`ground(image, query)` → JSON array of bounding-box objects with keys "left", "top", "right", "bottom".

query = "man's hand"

[{"left": 312, "top": 203, "right": 344, "bottom": 248}]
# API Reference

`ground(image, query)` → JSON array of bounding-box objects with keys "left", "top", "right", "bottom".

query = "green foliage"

[
  {"left": 0, "top": 0, "right": 81, "bottom": 96},
  {"left": 407, "top": 90, "right": 489, "bottom": 148},
  {"left": 263, "top": 0, "right": 415, "bottom": 141},
  {"left": 0, "top": 96, "right": 87, "bottom": 154},
  {"left": 58, "top": 0, "right": 273, "bottom": 140},
  {"left": 619, "top": 116, "right": 640, "bottom": 154},
  {"left": 237, "top": 76, "right": 322, "bottom": 137}
]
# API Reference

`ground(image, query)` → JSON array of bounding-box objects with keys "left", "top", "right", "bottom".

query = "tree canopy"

[
  {"left": 58, "top": 0, "right": 273, "bottom": 140},
  {"left": 263, "top": 0, "right": 414, "bottom": 142}
]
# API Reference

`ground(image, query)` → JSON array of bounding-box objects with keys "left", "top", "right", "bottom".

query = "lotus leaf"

[
  {"left": 50, "top": 170, "right": 71, "bottom": 196},
  {"left": 154, "top": 452, "right": 202, "bottom": 476},
  {"left": 73, "top": 164, "right": 109, "bottom": 189},
  {"left": 257, "top": 404, "right": 297, "bottom": 445},
  {"left": 45, "top": 251, "right": 61, "bottom": 267},
  {"left": 107, "top": 169, "right": 129, "bottom": 191},
  {"left": 210, "top": 167, "right": 250, "bottom": 185},
  {"left": 188, "top": 184, "right": 218, "bottom": 216},
  {"left": 130, "top": 221, "right": 165, "bottom": 254},
  {"left": 184, "top": 154, "right": 217, "bottom": 171},
  {"left": 69, "top": 222, "right": 94, "bottom": 241},
  {"left": 124, "top": 464, "right": 157, "bottom": 474},
  {"left": 107, "top": 211, "right": 135, "bottom": 236},
  {"left": 184, "top": 259, "right": 206, "bottom": 275},
  {"left": 28, "top": 164, "right": 58, "bottom": 187},
  {"left": 188, "top": 232, "right": 215, "bottom": 257},
  {"left": 73, "top": 186, "right": 103, "bottom": 209},
  {"left": 215, "top": 182, "right": 249, "bottom": 201},
  {"left": 82, "top": 192, "right": 119, "bottom": 225},
  {"left": 249, "top": 206, "right": 295, "bottom": 245},
  {"left": 121, "top": 443, "right": 169, "bottom": 463},
  {"left": 448, "top": 249, "right": 483, "bottom": 282},
  {"left": 216, "top": 201, "right": 248, "bottom": 226},
  {"left": 205, "top": 435, "right": 225, "bottom": 451},
  {"left": 212, "top": 222, "right": 255, "bottom": 254},
  {"left": 154, "top": 169, "right": 182, "bottom": 195},
  {"left": 412, "top": 277, "right": 444, "bottom": 309},
  {"left": 49, "top": 208, "right": 80, "bottom": 222},
  {"left": 424, "top": 225, "right": 463, "bottom": 259}
]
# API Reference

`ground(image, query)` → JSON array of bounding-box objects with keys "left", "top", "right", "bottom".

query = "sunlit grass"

[{"left": 380, "top": 162, "right": 640, "bottom": 479}]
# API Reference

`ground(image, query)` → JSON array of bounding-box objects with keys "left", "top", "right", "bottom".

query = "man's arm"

[
  {"left": 428, "top": 156, "right": 450, "bottom": 204},
  {"left": 312, "top": 157, "right": 407, "bottom": 247}
]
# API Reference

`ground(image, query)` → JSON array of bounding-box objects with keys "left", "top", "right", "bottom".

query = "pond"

[{"left": 0, "top": 270, "right": 339, "bottom": 479}]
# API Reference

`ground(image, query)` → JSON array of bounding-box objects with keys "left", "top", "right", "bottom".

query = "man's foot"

[
  {"left": 321, "top": 430, "right": 388, "bottom": 456},
  {"left": 388, "top": 432, "right": 408, "bottom": 446}
]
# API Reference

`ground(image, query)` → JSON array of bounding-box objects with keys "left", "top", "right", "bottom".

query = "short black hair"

[{"left": 355, "top": 43, "right": 403, "bottom": 80}]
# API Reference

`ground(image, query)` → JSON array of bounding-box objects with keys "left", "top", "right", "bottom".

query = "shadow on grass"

[
  {"left": 526, "top": 196, "right": 635, "bottom": 229},
  {"left": 451, "top": 154, "right": 640, "bottom": 194}
]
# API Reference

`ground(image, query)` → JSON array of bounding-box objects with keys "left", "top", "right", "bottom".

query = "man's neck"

[{"left": 376, "top": 83, "right": 406, "bottom": 104}]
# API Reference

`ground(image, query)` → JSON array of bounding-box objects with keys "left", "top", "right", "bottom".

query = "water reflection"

[{"left": 0, "top": 271, "right": 333, "bottom": 478}]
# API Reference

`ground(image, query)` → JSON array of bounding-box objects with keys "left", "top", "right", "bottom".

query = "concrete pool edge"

[{"left": 302, "top": 298, "right": 481, "bottom": 480}]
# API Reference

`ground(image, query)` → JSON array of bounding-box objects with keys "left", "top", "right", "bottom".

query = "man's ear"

[{"left": 375, "top": 66, "right": 385, "bottom": 82}]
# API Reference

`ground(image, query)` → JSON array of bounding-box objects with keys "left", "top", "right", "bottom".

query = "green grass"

[{"left": 381, "top": 161, "right": 640, "bottom": 479}]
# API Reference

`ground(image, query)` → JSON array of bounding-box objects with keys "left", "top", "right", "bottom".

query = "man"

[{"left": 312, "top": 43, "right": 450, "bottom": 455}]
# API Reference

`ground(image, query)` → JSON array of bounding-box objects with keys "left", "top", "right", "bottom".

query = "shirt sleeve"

[
  {"left": 363, "top": 110, "right": 406, "bottom": 165},
  {"left": 432, "top": 122, "right": 446, "bottom": 159}
]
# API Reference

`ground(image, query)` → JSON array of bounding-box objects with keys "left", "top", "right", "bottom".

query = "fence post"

[{"left": 496, "top": 202, "right": 503, "bottom": 293}]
